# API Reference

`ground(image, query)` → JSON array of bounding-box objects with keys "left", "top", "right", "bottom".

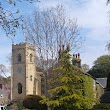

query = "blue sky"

[{"left": 0, "top": 0, "right": 110, "bottom": 75}]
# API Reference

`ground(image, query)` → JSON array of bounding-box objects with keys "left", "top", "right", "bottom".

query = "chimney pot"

[{"left": 78, "top": 53, "right": 80, "bottom": 59}]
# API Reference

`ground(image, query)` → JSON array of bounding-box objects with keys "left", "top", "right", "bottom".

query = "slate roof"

[{"left": 96, "top": 78, "right": 107, "bottom": 88}]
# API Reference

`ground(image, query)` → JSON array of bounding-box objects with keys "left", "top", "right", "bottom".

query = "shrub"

[
  {"left": 23, "top": 95, "right": 47, "bottom": 110},
  {"left": 93, "top": 103, "right": 110, "bottom": 109}
]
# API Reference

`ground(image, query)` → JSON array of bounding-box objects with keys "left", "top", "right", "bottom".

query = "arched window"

[
  {"left": 30, "top": 54, "right": 33, "bottom": 62},
  {"left": 18, "top": 54, "right": 21, "bottom": 62},
  {"left": 17, "top": 83, "right": 22, "bottom": 94}
]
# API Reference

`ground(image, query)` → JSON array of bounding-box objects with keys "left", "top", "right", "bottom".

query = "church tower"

[{"left": 11, "top": 43, "right": 41, "bottom": 101}]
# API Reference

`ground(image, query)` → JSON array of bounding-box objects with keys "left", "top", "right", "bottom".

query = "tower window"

[
  {"left": 0, "top": 84, "right": 2, "bottom": 89},
  {"left": 18, "top": 54, "right": 21, "bottom": 62},
  {"left": 17, "top": 83, "right": 22, "bottom": 94},
  {"left": 30, "top": 75, "right": 32, "bottom": 81},
  {"left": 30, "top": 54, "right": 33, "bottom": 62}
]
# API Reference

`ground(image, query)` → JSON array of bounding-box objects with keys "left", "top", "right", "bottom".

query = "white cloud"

[
  {"left": 35, "top": 0, "right": 61, "bottom": 9},
  {"left": 34, "top": 0, "right": 110, "bottom": 68},
  {"left": 1, "top": 0, "right": 110, "bottom": 69},
  {"left": 68, "top": 0, "right": 110, "bottom": 28},
  {"left": 38, "top": 0, "right": 109, "bottom": 27},
  {"left": 81, "top": 45, "right": 108, "bottom": 68},
  {"left": 85, "top": 27, "right": 110, "bottom": 41}
]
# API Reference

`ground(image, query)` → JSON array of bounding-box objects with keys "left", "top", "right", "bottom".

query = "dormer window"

[
  {"left": 30, "top": 54, "right": 33, "bottom": 62},
  {"left": 18, "top": 54, "right": 21, "bottom": 62}
]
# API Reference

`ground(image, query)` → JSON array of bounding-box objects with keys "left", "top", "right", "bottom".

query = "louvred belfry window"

[{"left": 18, "top": 54, "right": 21, "bottom": 62}]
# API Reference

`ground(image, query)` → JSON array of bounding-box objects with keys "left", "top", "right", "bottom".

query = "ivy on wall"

[
  {"left": 79, "top": 74, "right": 94, "bottom": 98},
  {"left": 96, "top": 84, "right": 104, "bottom": 99}
]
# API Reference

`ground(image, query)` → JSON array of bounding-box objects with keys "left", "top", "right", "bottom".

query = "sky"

[{"left": 0, "top": 0, "right": 110, "bottom": 76}]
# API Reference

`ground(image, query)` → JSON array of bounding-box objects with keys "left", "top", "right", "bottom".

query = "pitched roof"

[{"left": 96, "top": 78, "right": 107, "bottom": 88}]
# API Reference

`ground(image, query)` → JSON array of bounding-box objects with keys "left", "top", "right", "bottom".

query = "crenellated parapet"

[{"left": 12, "top": 42, "right": 35, "bottom": 51}]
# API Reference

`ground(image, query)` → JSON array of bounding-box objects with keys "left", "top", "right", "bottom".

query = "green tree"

[
  {"left": 23, "top": 95, "right": 47, "bottom": 110},
  {"left": 41, "top": 46, "right": 95, "bottom": 110},
  {"left": 82, "top": 64, "right": 89, "bottom": 72},
  {"left": 88, "top": 55, "right": 110, "bottom": 78}
]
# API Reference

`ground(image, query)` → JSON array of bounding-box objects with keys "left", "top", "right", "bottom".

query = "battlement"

[{"left": 12, "top": 42, "right": 35, "bottom": 50}]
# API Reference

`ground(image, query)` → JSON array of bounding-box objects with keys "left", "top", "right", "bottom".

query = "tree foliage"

[
  {"left": 82, "top": 64, "right": 89, "bottom": 72},
  {"left": 23, "top": 95, "right": 47, "bottom": 110},
  {"left": 41, "top": 47, "right": 96, "bottom": 110},
  {"left": 0, "top": 0, "right": 38, "bottom": 36},
  {"left": 88, "top": 55, "right": 110, "bottom": 78}
]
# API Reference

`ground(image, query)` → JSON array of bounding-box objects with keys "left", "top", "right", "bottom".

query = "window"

[
  {"left": 30, "top": 75, "right": 32, "bottom": 81},
  {"left": 30, "top": 54, "right": 33, "bottom": 62},
  {"left": 18, "top": 54, "right": 21, "bottom": 62},
  {"left": 17, "top": 83, "right": 22, "bottom": 94},
  {"left": 0, "top": 84, "right": 2, "bottom": 89}
]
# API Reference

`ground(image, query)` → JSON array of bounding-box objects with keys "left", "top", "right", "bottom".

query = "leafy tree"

[
  {"left": 88, "top": 55, "right": 110, "bottom": 78},
  {"left": 41, "top": 46, "right": 96, "bottom": 110},
  {"left": 82, "top": 64, "right": 89, "bottom": 72},
  {"left": 23, "top": 95, "right": 47, "bottom": 110}
]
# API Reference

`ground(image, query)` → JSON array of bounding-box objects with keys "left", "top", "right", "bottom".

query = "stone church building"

[
  {"left": 11, "top": 43, "right": 42, "bottom": 101},
  {"left": 10, "top": 42, "right": 104, "bottom": 102}
]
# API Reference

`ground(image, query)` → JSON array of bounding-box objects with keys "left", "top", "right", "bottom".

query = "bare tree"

[
  {"left": 107, "top": 0, "right": 110, "bottom": 4},
  {"left": 25, "top": 5, "right": 84, "bottom": 69},
  {"left": 0, "top": 64, "right": 8, "bottom": 78}
]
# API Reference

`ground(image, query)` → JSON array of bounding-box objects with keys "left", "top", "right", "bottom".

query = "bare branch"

[
  {"left": 0, "top": 0, "right": 39, "bottom": 37},
  {"left": 25, "top": 5, "right": 84, "bottom": 69}
]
